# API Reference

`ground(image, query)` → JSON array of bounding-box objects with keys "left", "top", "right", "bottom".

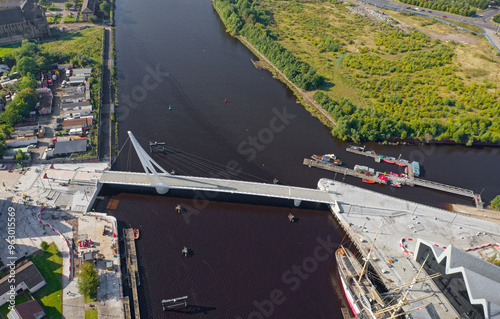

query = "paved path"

[{"left": 99, "top": 27, "right": 113, "bottom": 165}]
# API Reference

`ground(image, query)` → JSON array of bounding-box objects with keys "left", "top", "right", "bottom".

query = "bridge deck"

[{"left": 100, "top": 171, "right": 335, "bottom": 204}]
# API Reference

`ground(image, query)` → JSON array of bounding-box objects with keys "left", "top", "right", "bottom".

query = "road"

[
  {"left": 359, "top": 0, "right": 500, "bottom": 51},
  {"left": 99, "top": 27, "right": 112, "bottom": 165}
]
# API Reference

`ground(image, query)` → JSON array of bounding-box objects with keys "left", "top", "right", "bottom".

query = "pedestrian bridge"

[
  {"left": 100, "top": 171, "right": 335, "bottom": 206},
  {"left": 99, "top": 132, "right": 335, "bottom": 207}
]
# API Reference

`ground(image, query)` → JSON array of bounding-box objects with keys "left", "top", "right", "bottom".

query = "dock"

[
  {"left": 304, "top": 150, "right": 483, "bottom": 209},
  {"left": 303, "top": 158, "right": 387, "bottom": 184},
  {"left": 122, "top": 296, "right": 131, "bottom": 319},
  {"left": 345, "top": 146, "right": 414, "bottom": 176},
  {"left": 124, "top": 228, "right": 140, "bottom": 319}
]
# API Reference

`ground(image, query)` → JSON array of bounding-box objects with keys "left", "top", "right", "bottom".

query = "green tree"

[
  {"left": 40, "top": 241, "right": 49, "bottom": 250},
  {"left": 65, "top": 2, "right": 74, "bottom": 10},
  {"left": 17, "top": 73, "right": 37, "bottom": 90},
  {"left": 492, "top": 195, "right": 500, "bottom": 211},
  {"left": 77, "top": 262, "right": 99, "bottom": 297},
  {"left": 493, "top": 14, "right": 500, "bottom": 24},
  {"left": 15, "top": 149, "right": 25, "bottom": 162},
  {"left": 88, "top": 15, "right": 99, "bottom": 23},
  {"left": 100, "top": 1, "right": 111, "bottom": 16},
  {"left": 16, "top": 56, "right": 38, "bottom": 76}
]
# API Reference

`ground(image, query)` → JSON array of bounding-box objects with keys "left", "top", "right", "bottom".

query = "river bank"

[{"left": 211, "top": 0, "right": 500, "bottom": 145}]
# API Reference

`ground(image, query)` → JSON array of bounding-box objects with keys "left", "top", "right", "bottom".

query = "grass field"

[
  {"left": 0, "top": 294, "right": 30, "bottom": 316},
  {"left": 0, "top": 42, "right": 22, "bottom": 56},
  {"left": 30, "top": 243, "right": 63, "bottom": 319},
  {"left": 40, "top": 27, "right": 103, "bottom": 65},
  {"left": 85, "top": 308, "right": 98, "bottom": 319},
  {"left": 253, "top": 0, "right": 500, "bottom": 141}
]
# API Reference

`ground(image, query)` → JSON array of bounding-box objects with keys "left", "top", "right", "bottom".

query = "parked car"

[
  {"left": 0, "top": 164, "right": 6, "bottom": 170},
  {"left": 443, "top": 15, "right": 447, "bottom": 17},
  {"left": 55, "top": 126, "right": 64, "bottom": 131},
  {"left": 56, "top": 117, "right": 63, "bottom": 123}
]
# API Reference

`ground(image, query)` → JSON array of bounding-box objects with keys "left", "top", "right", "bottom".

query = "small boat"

[
  {"left": 362, "top": 179, "right": 376, "bottom": 184},
  {"left": 383, "top": 157, "right": 395, "bottom": 164},
  {"left": 311, "top": 154, "right": 342, "bottom": 166},
  {"left": 391, "top": 182, "right": 402, "bottom": 188},
  {"left": 182, "top": 246, "right": 189, "bottom": 257},
  {"left": 389, "top": 172, "right": 399, "bottom": 177},
  {"left": 133, "top": 228, "right": 139, "bottom": 240},
  {"left": 348, "top": 145, "right": 365, "bottom": 151},
  {"left": 288, "top": 213, "right": 295, "bottom": 222},
  {"left": 412, "top": 161, "right": 420, "bottom": 177}
]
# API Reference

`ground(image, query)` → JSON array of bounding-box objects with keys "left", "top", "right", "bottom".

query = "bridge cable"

[
  {"left": 133, "top": 135, "right": 270, "bottom": 183},
  {"left": 110, "top": 136, "right": 130, "bottom": 167}
]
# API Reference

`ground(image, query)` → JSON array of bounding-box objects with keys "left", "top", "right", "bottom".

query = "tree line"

[{"left": 398, "top": 0, "right": 478, "bottom": 17}]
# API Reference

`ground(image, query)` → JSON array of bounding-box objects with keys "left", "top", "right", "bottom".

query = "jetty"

[
  {"left": 304, "top": 147, "right": 484, "bottom": 208},
  {"left": 124, "top": 228, "right": 141, "bottom": 319},
  {"left": 303, "top": 158, "right": 386, "bottom": 184}
]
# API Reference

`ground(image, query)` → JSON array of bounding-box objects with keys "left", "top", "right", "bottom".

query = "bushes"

[{"left": 492, "top": 195, "right": 500, "bottom": 211}]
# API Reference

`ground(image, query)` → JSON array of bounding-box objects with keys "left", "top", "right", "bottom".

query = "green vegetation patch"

[
  {"left": 397, "top": 0, "right": 478, "bottom": 16},
  {"left": 64, "top": 15, "right": 75, "bottom": 23},
  {"left": 0, "top": 294, "right": 30, "bottom": 316},
  {"left": 215, "top": 0, "right": 500, "bottom": 144},
  {"left": 30, "top": 243, "right": 63, "bottom": 319},
  {"left": 85, "top": 308, "right": 98, "bottom": 319},
  {"left": 0, "top": 43, "right": 22, "bottom": 56}
]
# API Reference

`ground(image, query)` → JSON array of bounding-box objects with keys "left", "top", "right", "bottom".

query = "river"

[{"left": 109, "top": 0, "right": 500, "bottom": 317}]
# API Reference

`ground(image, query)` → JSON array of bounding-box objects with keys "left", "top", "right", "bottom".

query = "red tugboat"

[{"left": 133, "top": 228, "right": 139, "bottom": 240}]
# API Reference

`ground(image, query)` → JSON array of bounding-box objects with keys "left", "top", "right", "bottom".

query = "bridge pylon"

[{"left": 128, "top": 131, "right": 171, "bottom": 194}]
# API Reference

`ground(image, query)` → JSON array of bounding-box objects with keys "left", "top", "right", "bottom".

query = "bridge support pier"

[
  {"left": 155, "top": 186, "right": 169, "bottom": 195},
  {"left": 293, "top": 199, "right": 301, "bottom": 207}
]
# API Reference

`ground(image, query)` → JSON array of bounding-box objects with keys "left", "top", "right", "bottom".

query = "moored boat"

[
  {"left": 311, "top": 154, "right": 342, "bottom": 166},
  {"left": 336, "top": 245, "right": 386, "bottom": 319},
  {"left": 391, "top": 182, "right": 402, "bottom": 188},
  {"left": 362, "top": 179, "right": 376, "bottom": 184},
  {"left": 133, "top": 228, "right": 139, "bottom": 240},
  {"left": 411, "top": 161, "right": 420, "bottom": 177}
]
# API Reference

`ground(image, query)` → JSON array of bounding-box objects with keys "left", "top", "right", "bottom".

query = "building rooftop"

[
  {"left": 318, "top": 179, "right": 500, "bottom": 319},
  {"left": 8, "top": 299, "right": 45, "bottom": 319},
  {"left": 0, "top": 261, "right": 45, "bottom": 296},
  {"left": 54, "top": 138, "right": 87, "bottom": 155},
  {"left": 415, "top": 239, "right": 500, "bottom": 318},
  {"left": 0, "top": 7, "right": 25, "bottom": 25},
  {"left": 63, "top": 117, "right": 93, "bottom": 127}
]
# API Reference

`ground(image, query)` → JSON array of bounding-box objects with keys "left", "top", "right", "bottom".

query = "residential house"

[
  {"left": 38, "top": 93, "right": 52, "bottom": 115},
  {"left": 62, "top": 117, "right": 93, "bottom": 130},
  {"left": 0, "top": 261, "right": 46, "bottom": 307},
  {"left": 7, "top": 299, "right": 46, "bottom": 319}
]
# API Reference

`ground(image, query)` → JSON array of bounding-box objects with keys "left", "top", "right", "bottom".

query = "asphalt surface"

[
  {"left": 99, "top": 27, "right": 113, "bottom": 164},
  {"left": 358, "top": 0, "right": 500, "bottom": 50}
]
